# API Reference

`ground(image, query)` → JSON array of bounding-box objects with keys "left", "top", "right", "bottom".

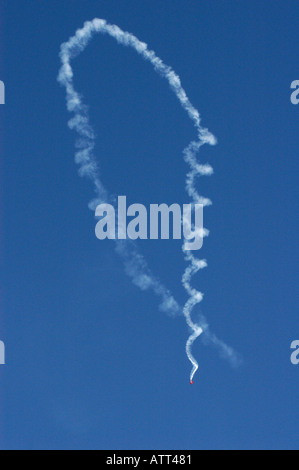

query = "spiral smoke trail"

[{"left": 58, "top": 19, "right": 238, "bottom": 382}]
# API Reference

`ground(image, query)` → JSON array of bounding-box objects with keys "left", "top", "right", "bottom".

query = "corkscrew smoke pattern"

[{"left": 58, "top": 19, "right": 240, "bottom": 382}]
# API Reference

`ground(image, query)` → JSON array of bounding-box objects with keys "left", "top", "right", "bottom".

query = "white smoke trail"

[
  {"left": 182, "top": 251, "right": 207, "bottom": 382},
  {"left": 58, "top": 20, "right": 179, "bottom": 317},
  {"left": 58, "top": 18, "right": 239, "bottom": 381}
]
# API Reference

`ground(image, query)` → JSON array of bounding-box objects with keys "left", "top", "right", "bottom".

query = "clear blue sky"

[{"left": 1, "top": 0, "right": 299, "bottom": 450}]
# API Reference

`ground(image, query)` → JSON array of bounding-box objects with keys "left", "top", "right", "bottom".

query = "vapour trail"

[{"left": 58, "top": 18, "right": 238, "bottom": 381}]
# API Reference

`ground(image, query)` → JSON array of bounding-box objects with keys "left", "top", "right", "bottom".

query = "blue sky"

[{"left": 1, "top": 0, "right": 299, "bottom": 450}]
